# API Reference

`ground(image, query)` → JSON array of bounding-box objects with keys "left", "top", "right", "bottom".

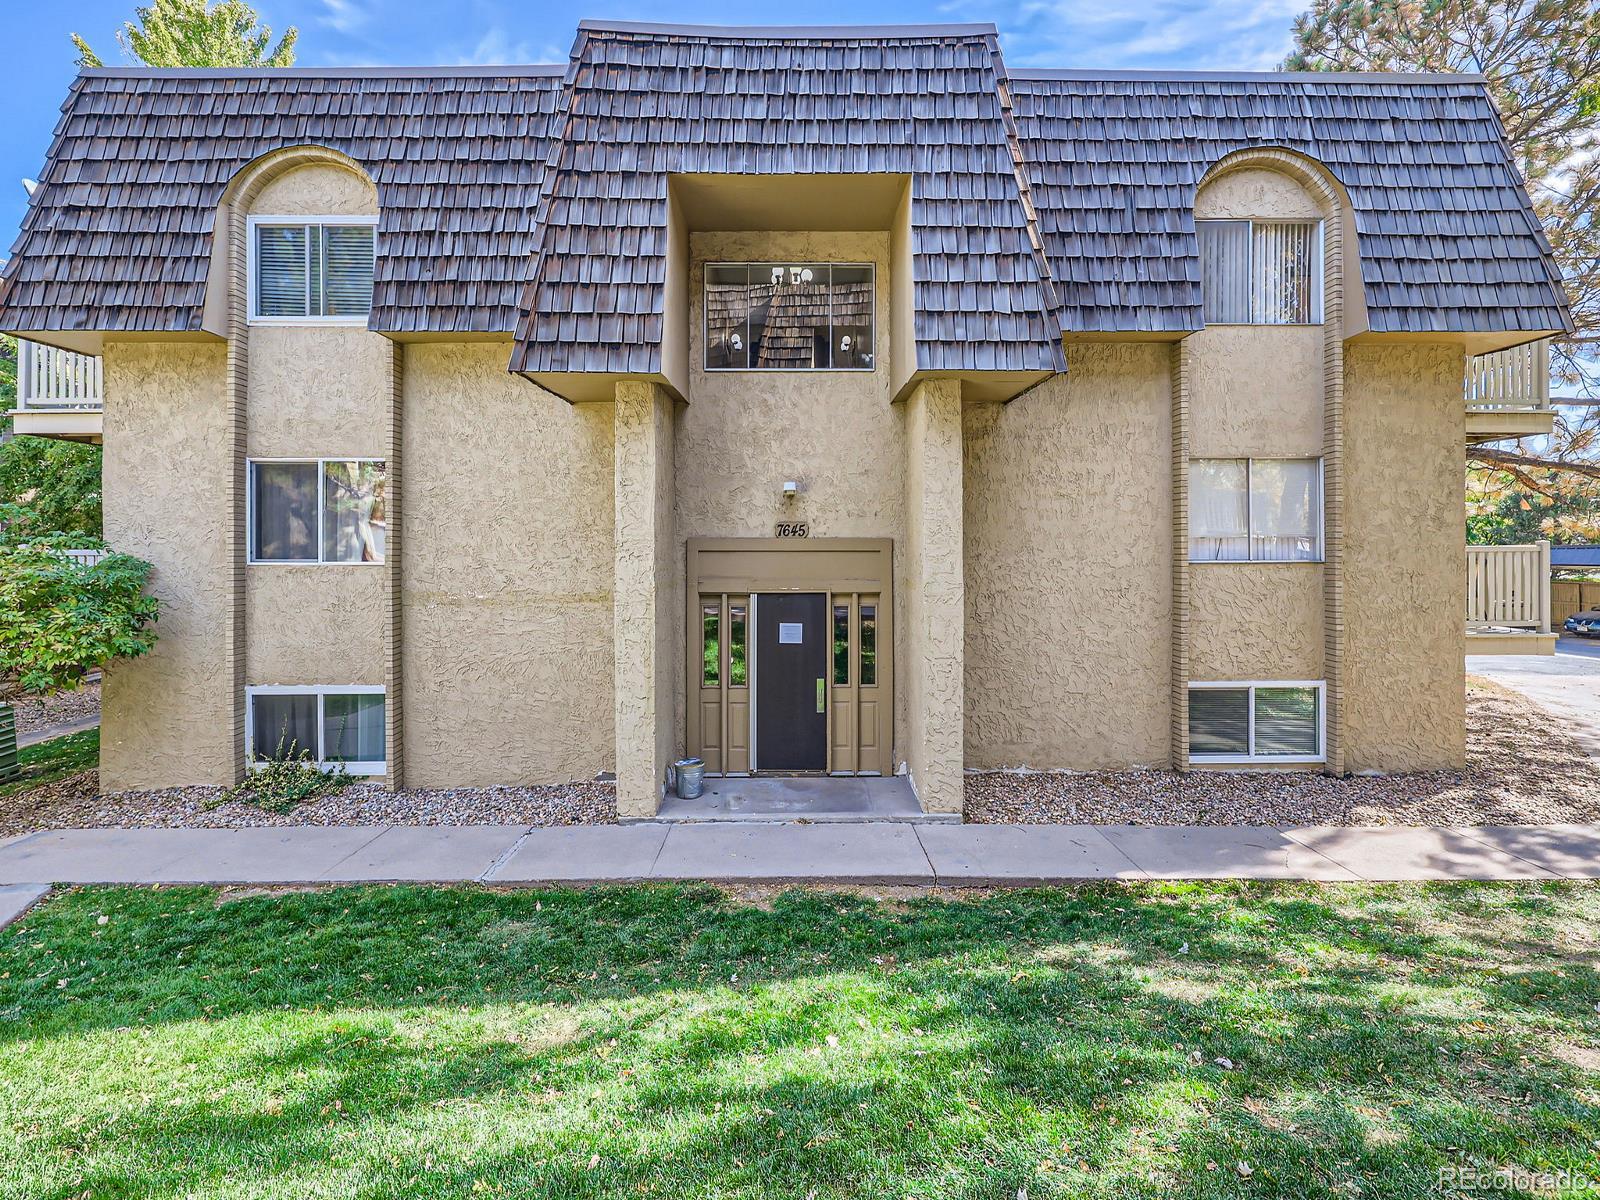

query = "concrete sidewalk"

[{"left": 1, "top": 822, "right": 1598, "bottom": 896}]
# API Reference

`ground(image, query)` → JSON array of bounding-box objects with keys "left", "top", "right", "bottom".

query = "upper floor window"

[
  {"left": 248, "top": 217, "right": 377, "bottom": 323},
  {"left": 1197, "top": 219, "right": 1321, "bottom": 324},
  {"left": 250, "top": 458, "right": 386, "bottom": 564},
  {"left": 705, "top": 263, "right": 874, "bottom": 371},
  {"left": 1191, "top": 458, "right": 1322, "bottom": 562}
]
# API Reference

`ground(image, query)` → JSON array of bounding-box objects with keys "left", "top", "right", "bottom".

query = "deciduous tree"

[{"left": 72, "top": 0, "right": 296, "bottom": 69}]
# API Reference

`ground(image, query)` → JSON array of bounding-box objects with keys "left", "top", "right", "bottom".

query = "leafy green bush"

[
  {"left": 223, "top": 736, "right": 348, "bottom": 814},
  {"left": 0, "top": 537, "right": 159, "bottom": 697}
]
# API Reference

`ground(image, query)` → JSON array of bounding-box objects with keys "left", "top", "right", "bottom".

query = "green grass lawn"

[
  {"left": 0, "top": 727, "right": 97, "bottom": 800},
  {"left": 1, "top": 882, "right": 1598, "bottom": 1199}
]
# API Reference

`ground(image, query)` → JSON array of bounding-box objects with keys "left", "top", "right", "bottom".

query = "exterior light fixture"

[
  {"left": 782, "top": 480, "right": 799, "bottom": 498},
  {"left": 839, "top": 334, "right": 852, "bottom": 353},
  {"left": 770, "top": 267, "right": 784, "bottom": 284},
  {"left": 800, "top": 268, "right": 813, "bottom": 283},
  {"left": 730, "top": 332, "right": 743, "bottom": 351}
]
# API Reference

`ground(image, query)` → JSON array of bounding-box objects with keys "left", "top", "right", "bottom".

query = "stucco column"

[
  {"left": 613, "top": 379, "right": 677, "bottom": 817},
  {"left": 903, "top": 378, "right": 965, "bottom": 813}
]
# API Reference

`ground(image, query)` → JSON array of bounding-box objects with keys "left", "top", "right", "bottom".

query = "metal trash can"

[
  {"left": 671, "top": 757, "right": 705, "bottom": 800},
  {"left": 0, "top": 704, "right": 17, "bottom": 783}
]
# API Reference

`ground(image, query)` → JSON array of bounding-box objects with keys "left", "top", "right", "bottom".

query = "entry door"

[{"left": 755, "top": 593, "right": 828, "bottom": 771}]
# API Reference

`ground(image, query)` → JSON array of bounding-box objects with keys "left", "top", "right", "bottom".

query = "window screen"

[
  {"left": 1189, "top": 459, "right": 1321, "bottom": 562},
  {"left": 250, "top": 693, "right": 319, "bottom": 762},
  {"left": 705, "top": 264, "right": 875, "bottom": 370},
  {"left": 254, "top": 222, "right": 374, "bottom": 319},
  {"left": 1189, "top": 684, "right": 1322, "bottom": 760},
  {"left": 252, "top": 460, "right": 386, "bottom": 563},
  {"left": 1198, "top": 220, "right": 1319, "bottom": 324}
]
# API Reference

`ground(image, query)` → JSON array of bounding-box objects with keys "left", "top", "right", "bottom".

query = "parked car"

[{"left": 1565, "top": 610, "right": 1600, "bottom": 637}]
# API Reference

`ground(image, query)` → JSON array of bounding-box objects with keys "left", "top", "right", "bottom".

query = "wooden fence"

[{"left": 1554, "top": 579, "right": 1600, "bottom": 626}]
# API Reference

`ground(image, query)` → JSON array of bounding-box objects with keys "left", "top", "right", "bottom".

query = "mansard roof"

[{"left": 0, "top": 19, "right": 1572, "bottom": 364}]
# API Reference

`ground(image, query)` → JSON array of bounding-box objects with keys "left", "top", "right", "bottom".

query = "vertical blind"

[
  {"left": 254, "top": 222, "right": 375, "bottom": 319},
  {"left": 1197, "top": 220, "right": 1318, "bottom": 324}
]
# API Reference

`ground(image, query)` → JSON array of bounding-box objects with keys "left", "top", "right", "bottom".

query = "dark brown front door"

[{"left": 755, "top": 593, "right": 827, "bottom": 771}]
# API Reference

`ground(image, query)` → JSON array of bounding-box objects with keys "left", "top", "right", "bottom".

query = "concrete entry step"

[{"left": 647, "top": 775, "right": 959, "bottom": 824}]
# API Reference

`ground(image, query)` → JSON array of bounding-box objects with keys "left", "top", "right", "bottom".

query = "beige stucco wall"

[
  {"left": 246, "top": 568, "right": 387, "bottom": 685},
  {"left": 615, "top": 379, "right": 676, "bottom": 815},
  {"left": 401, "top": 343, "right": 615, "bottom": 786},
  {"left": 100, "top": 341, "right": 235, "bottom": 789},
  {"left": 1189, "top": 565, "right": 1324, "bottom": 680},
  {"left": 904, "top": 378, "right": 964, "bottom": 810},
  {"left": 963, "top": 343, "right": 1173, "bottom": 769},
  {"left": 1195, "top": 167, "right": 1323, "bottom": 222},
  {"left": 1344, "top": 342, "right": 1466, "bottom": 771},
  {"left": 1187, "top": 325, "right": 1324, "bottom": 457},
  {"left": 676, "top": 231, "right": 908, "bottom": 767},
  {"left": 247, "top": 327, "right": 392, "bottom": 459}
]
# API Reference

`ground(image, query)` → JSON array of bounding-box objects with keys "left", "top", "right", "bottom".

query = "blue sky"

[{"left": 1, "top": 0, "right": 1306, "bottom": 251}]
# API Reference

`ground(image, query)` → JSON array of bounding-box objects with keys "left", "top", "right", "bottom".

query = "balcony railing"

[
  {"left": 1465, "top": 338, "right": 1550, "bottom": 413},
  {"left": 1466, "top": 541, "right": 1551, "bottom": 632},
  {"left": 15, "top": 339, "right": 102, "bottom": 412}
]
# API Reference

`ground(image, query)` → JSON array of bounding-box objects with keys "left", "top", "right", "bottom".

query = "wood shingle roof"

[{"left": 0, "top": 20, "right": 1572, "bottom": 363}]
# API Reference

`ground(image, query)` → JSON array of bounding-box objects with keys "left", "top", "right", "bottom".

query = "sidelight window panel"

[
  {"left": 702, "top": 603, "right": 720, "bottom": 687},
  {"left": 1198, "top": 219, "right": 1320, "bottom": 324},
  {"left": 251, "top": 459, "right": 386, "bottom": 564},
  {"left": 1189, "top": 458, "right": 1322, "bottom": 562},
  {"left": 859, "top": 603, "right": 877, "bottom": 686},
  {"left": 1189, "top": 682, "right": 1324, "bottom": 763},
  {"left": 833, "top": 604, "right": 850, "bottom": 685},
  {"left": 704, "top": 263, "right": 875, "bottom": 371},
  {"left": 250, "top": 218, "right": 376, "bottom": 322},
  {"left": 729, "top": 603, "right": 748, "bottom": 686},
  {"left": 247, "top": 687, "right": 386, "bottom": 773}
]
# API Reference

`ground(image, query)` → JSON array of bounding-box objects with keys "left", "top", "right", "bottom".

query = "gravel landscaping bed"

[
  {"left": 966, "top": 677, "right": 1600, "bottom": 826},
  {"left": 0, "top": 777, "right": 615, "bottom": 838},
  {"left": 8, "top": 682, "right": 100, "bottom": 739}
]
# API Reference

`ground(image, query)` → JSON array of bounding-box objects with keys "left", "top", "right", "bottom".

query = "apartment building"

[{"left": 0, "top": 20, "right": 1569, "bottom": 816}]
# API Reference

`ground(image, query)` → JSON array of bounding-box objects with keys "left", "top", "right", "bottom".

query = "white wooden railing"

[
  {"left": 60, "top": 548, "right": 109, "bottom": 567},
  {"left": 15, "top": 339, "right": 102, "bottom": 411},
  {"left": 1466, "top": 541, "right": 1551, "bottom": 632},
  {"left": 1465, "top": 338, "right": 1550, "bottom": 412}
]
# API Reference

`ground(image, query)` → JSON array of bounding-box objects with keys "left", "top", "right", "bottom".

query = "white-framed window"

[
  {"left": 1189, "top": 681, "right": 1325, "bottom": 764},
  {"left": 248, "top": 459, "right": 386, "bottom": 564},
  {"left": 247, "top": 215, "right": 377, "bottom": 324},
  {"left": 1190, "top": 458, "right": 1323, "bottom": 562},
  {"left": 246, "top": 686, "right": 386, "bottom": 775},
  {"left": 1197, "top": 219, "right": 1322, "bottom": 324},
  {"left": 705, "top": 262, "right": 875, "bottom": 371}
]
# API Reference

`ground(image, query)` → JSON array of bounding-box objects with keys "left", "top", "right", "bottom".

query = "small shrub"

[{"left": 222, "top": 736, "right": 347, "bottom": 814}]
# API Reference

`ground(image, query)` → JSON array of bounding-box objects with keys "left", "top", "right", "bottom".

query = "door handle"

[{"left": 816, "top": 678, "right": 826, "bottom": 713}]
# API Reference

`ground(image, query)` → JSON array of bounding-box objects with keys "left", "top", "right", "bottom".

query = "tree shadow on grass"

[{"left": 5, "top": 882, "right": 1600, "bottom": 1199}]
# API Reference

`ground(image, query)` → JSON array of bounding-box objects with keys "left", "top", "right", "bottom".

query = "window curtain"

[
  {"left": 252, "top": 462, "right": 319, "bottom": 561},
  {"left": 251, "top": 694, "right": 318, "bottom": 761},
  {"left": 1249, "top": 459, "right": 1320, "bottom": 561},
  {"left": 1189, "top": 459, "right": 1249, "bottom": 560},
  {"left": 322, "top": 461, "right": 386, "bottom": 563},
  {"left": 1252, "top": 222, "right": 1316, "bottom": 323},
  {"left": 323, "top": 694, "right": 386, "bottom": 764},
  {"left": 1198, "top": 221, "right": 1251, "bottom": 323}
]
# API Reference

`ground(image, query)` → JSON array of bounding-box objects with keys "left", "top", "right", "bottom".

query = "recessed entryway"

[
  {"left": 687, "top": 538, "right": 893, "bottom": 777},
  {"left": 654, "top": 775, "right": 950, "bottom": 823}
]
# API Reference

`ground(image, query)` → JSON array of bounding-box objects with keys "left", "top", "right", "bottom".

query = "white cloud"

[
  {"left": 317, "top": 0, "right": 371, "bottom": 35},
  {"left": 452, "top": 27, "right": 565, "bottom": 66},
  {"left": 942, "top": 0, "right": 1304, "bottom": 71}
]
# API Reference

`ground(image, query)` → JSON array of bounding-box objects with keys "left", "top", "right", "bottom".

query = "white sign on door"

[{"left": 778, "top": 622, "right": 803, "bottom": 644}]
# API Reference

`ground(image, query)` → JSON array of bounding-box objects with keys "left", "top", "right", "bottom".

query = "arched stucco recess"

[
  {"left": 211, "top": 147, "right": 404, "bottom": 786},
  {"left": 1189, "top": 147, "right": 1353, "bottom": 775}
]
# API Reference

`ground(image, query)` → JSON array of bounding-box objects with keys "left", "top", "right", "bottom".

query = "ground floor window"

[
  {"left": 1188, "top": 681, "right": 1324, "bottom": 764},
  {"left": 246, "top": 686, "right": 386, "bottom": 774}
]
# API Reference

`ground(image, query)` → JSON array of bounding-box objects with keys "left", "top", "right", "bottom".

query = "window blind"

[
  {"left": 254, "top": 222, "right": 373, "bottom": 320},
  {"left": 256, "top": 225, "right": 308, "bottom": 317}
]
